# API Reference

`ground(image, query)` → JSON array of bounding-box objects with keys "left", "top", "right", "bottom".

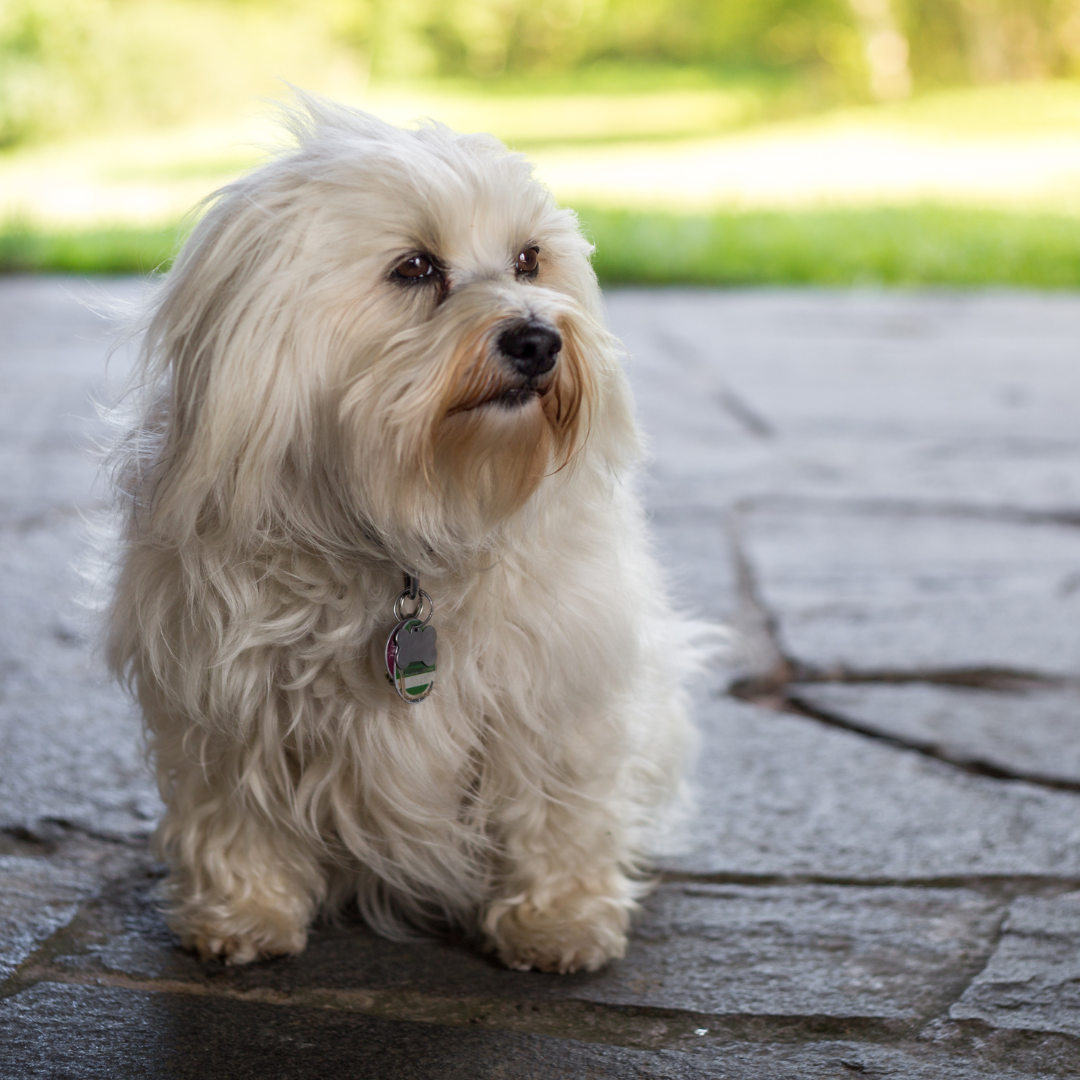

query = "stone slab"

[
  {"left": 610, "top": 289, "right": 1080, "bottom": 516},
  {"left": 0, "top": 982, "right": 716, "bottom": 1080},
  {"left": 616, "top": 883, "right": 999, "bottom": 1020},
  {"left": 646, "top": 505, "right": 738, "bottom": 623},
  {"left": 0, "top": 277, "right": 159, "bottom": 839},
  {"left": 0, "top": 856, "right": 93, "bottom": 984},
  {"left": 793, "top": 682, "right": 1080, "bottom": 785},
  {"left": 674, "top": 695, "right": 1080, "bottom": 879},
  {"left": 0, "top": 513, "right": 161, "bottom": 838},
  {"left": 0, "top": 982, "right": 1062, "bottom": 1080},
  {"left": 739, "top": 505, "right": 1080, "bottom": 679},
  {"left": 0, "top": 277, "right": 142, "bottom": 526},
  {"left": 951, "top": 892, "right": 1080, "bottom": 1039},
  {"left": 37, "top": 858, "right": 998, "bottom": 1024},
  {"left": 5, "top": 280, "right": 1080, "bottom": 1077}
]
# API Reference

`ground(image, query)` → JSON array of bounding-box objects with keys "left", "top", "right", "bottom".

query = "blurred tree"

[
  {"left": 849, "top": 0, "right": 912, "bottom": 98},
  {"left": 5, "top": 0, "right": 1080, "bottom": 149},
  {"left": 899, "top": 0, "right": 1080, "bottom": 85},
  {"left": 0, "top": 0, "right": 354, "bottom": 147},
  {"left": 0, "top": 0, "right": 103, "bottom": 145}
]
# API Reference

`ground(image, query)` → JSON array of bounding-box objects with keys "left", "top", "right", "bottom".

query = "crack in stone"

[
  {"left": 653, "top": 330, "right": 774, "bottom": 439},
  {"left": 726, "top": 508, "right": 793, "bottom": 691},
  {"left": 0, "top": 825, "right": 57, "bottom": 856},
  {"left": 14, "top": 964, "right": 1080, "bottom": 1071},
  {"left": 780, "top": 689, "right": 1080, "bottom": 794},
  {"left": 0, "top": 838, "right": 156, "bottom": 1005},
  {"left": 723, "top": 516, "right": 1080, "bottom": 795},
  {"left": 10, "top": 964, "right": 916, "bottom": 1050},
  {"left": 3, "top": 850, "right": 1076, "bottom": 1068},
  {"left": 0, "top": 895, "right": 98, "bottom": 1004},
  {"left": 659, "top": 872, "right": 1080, "bottom": 900},
  {"left": 916, "top": 1016, "right": 1080, "bottom": 1075},
  {"left": 737, "top": 494, "right": 1080, "bottom": 530},
  {"left": 0, "top": 819, "right": 148, "bottom": 851},
  {"left": 933, "top": 905, "right": 1014, "bottom": 1023},
  {"left": 714, "top": 386, "right": 775, "bottom": 441},
  {"left": 788, "top": 665, "right": 1070, "bottom": 692}
]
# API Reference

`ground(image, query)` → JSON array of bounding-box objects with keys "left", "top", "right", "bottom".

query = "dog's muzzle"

[{"left": 497, "top": 320, "right": 562, "bottom": 379}]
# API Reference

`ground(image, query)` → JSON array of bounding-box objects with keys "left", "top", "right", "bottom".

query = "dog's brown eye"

[
  {"left": 393, "top": 253, "right": 440, "bottom": 281},
  {"left": 516, "top": 247, "right": 540, "bottom": 277}
]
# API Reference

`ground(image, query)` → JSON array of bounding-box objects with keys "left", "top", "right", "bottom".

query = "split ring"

[{"left": 393, "top": 588, "right": 433, "bottom": 624}]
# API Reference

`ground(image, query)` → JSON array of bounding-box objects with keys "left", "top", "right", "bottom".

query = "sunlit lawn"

[
  {"left": 584, "top": 205, "right": 1080, "bottom": 287},
  {"left": 5, "top": 79, "right": 1080, "bottom": 285},
  {"left": 0, "top": 222, "right": 185, "bottom": 276}
]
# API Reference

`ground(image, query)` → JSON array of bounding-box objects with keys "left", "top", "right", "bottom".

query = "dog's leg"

[
  {"left": 482, "top": 763, "right": 638, "bottom": 974},
  {"left": 154, "top": 742, "right": 326, "bottom": 965}
]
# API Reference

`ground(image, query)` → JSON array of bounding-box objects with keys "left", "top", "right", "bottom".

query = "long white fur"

[{"left": 106, "top": 93, "right": 703, "bottom": 973}]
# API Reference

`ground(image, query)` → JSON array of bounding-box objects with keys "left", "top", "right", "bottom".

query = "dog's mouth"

[
  {"left": 451, "top": 379, "right": 548, "bottom": 415},
  {"left": 486, "top": 385, "right": 540, "bottom": 409}
]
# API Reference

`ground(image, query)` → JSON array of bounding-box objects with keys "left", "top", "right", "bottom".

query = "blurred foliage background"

[
  {"left": 4, "top": 0, "right": 1080, "bottom": 283},
  {"left": 11, "top": 0, "right": 1080, "bottom": 146}
]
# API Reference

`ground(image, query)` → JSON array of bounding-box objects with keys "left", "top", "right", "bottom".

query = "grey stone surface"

[
  {"left": 0, "top": 277, "right": 142, "bottom": 525},
  {"left": 0, "top": 842, "right": 1068, "bottom": 1078},
  {"left": 739, "top": 505, "right": 1080, "bottom": 678},
  {"left": 0, "top": 856, "right": 91, "bottom": 984},
  {"left": 4, "top": 280, "right": 1080, "bottom": 1075},
  {"left": 0, "top": 982, "right": 720, "bottom": 1080},
  {"left": 611, "top": 289, "right": 1080, "bottom": 519},
  {"left": 793, "top": 682, "right": 1080, "bottom": 785},
  {"left": 0, "top": 278, "right": 159, "bottom": 841},
  {"left": 647, "top": 506, "right": 737, "bottom": 625},
  {"left": 0, "top": 832, "right": 146, "bottom": 986},
  {"left": 33, "top": 853, "right": 997, "bottom": 1024},
  {"left": 592, "top": 882, "right": 1000, "bottom": 1020},
  {"left": 951, "top": 892, "right": 1080, "bottom": 1039},
  {"left": 1, "top": 981, "right": 1059, "bottom": 1080},
  {"left": 0, "top": 513, "right": 160, "bottom": 838},
  {"left": 676, "top": 695, "right": 1080, "bottom": 879}
]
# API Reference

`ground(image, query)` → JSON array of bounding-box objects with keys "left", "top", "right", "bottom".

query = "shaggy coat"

[{"left": 106, "top": 96, "right": 699, "bottom": 972}]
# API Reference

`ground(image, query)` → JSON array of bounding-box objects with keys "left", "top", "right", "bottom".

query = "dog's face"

[{"left": 143, "top": 97, "right": 635, "bottom": 567}]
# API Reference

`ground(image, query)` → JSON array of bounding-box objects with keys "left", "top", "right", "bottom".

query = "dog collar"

[{"left": 385, "top": 571, "right": 437, "bottom": 703}]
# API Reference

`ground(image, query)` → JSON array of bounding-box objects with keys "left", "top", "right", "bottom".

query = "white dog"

[{"left": 106, "top": 94, "right": 702, "bottom": 973}]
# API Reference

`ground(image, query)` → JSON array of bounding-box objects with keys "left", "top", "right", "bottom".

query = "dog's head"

[{"left": 133, "top": 94, "right": 636, "bottom": 569}]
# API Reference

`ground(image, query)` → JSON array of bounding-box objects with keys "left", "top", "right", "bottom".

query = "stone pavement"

[{"left": 2, "top": 279, "right": 1080, "bottom": 1078}]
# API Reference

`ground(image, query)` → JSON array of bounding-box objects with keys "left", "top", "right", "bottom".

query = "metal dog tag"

[
  {"left": 385, "top": 581, "right": 436, "bottom": 703},
  {"left": 385, "top": 618, "right": 437, "bottom": 702}
]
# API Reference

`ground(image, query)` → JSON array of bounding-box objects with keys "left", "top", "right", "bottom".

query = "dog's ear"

[{"left": 129, "top": 169, "right": 346, "bottom": 548}]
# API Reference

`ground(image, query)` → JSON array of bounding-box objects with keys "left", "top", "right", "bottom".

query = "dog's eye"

[
  {"left": 516, "top": 247, "right": 540, "bottom": 277},
  {"left": 392, "top": 253, "right": 442, "bottom": 283}
]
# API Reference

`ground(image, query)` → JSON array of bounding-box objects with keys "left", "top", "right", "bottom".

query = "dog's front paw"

[
  {"left": 176, "top": 909, "right": 308, "bottom": 966},
  {"left": 484, "top": 888, "right": 630, "bottom": 974}
]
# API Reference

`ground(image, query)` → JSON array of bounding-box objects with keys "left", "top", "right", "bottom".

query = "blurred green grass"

[
  {"left": 6, "top": 2, "right": 1080, "bottom": 288},
  {"left": 0, "top": 221, "right": 185, "bottom": 275},
  {"left": 6, "top": 206, "right": 1080, "bottom": 287},
  {"left": 582, "top": 206, "right": 1080, "bottom": 287},
  {"left": 6, "top": 77, "right": 1080, "bottom": 286}
]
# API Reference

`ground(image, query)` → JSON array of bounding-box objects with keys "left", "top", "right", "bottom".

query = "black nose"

[{"left": 497, "top": 320, "right": 562, "bottom": 378}]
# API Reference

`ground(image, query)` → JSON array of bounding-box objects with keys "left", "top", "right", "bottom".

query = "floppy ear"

[{"left": 129, "top": 169, "right": 360, "bottom": 550}]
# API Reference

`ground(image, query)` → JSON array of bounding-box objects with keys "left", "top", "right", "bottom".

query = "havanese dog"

[{"left": 105, "top": 93, "right": 705, "bottom": 974}]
